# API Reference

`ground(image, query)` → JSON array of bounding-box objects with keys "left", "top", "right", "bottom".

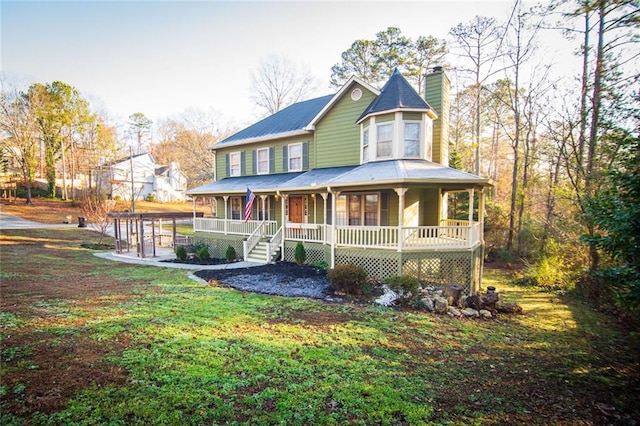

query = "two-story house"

[
  {"left": 187, "top": 68, "right": 492, "bottom": 295},
  {"left": 98, "top": 153, "right": 187, "bottom": 203}
]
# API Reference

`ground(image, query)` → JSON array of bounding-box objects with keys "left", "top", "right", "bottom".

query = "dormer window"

[{"left": 376, "top": 123, "right": 393, "bottom": 158}]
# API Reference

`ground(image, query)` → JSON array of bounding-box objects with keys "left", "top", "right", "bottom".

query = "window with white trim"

[
  {"left": 376, "top": 123, "right": 393, "bottom": 158},
  {"left": 256, "top": 148, "right": 269, "bottom": 174},
  {"left": 288, "top": 143, "right": 302, "bottom": 171},
  {"left": 229, "top": 152, "right": 241, "bottom": 177},
  {"left": 362, "top": 127, "right": 370, "bottom": 162},
  {"left": 230, "top": 197, "right": 242, "bottom": 220},
  {"left": 336, "top": 193, "right": 380, "bottom": 226},
  {"left": 404, "top": 122, "right": 421, "bottom": 157}
]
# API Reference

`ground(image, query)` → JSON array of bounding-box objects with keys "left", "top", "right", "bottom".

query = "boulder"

[
  {"left": 462, "top": 307, "right": 480, "bottom": 318},
  {"left": 421, "top": 297, "right": 435, "bottom": 312},
  {"left": 447, "top": 306, "right": 462, "bottom": 317},
  {"left": 434, "top": 297, "right": 448, "bottom": 314},
  {"left": 479, "top": 309, "right": 493, "bottom": 319}
]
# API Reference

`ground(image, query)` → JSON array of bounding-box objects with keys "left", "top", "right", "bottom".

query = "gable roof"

[
  {"left": 213, "top": 76, "right": 379, "bottom": 149},
  {"left": 215, "top": 94, "right": 334, "bottom": 148},
  {"left": 357, "top": 68, "right": 435, "bottom": 123}
]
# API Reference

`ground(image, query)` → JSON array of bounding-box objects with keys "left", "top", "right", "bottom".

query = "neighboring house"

[
  {"left": 187, "top": 68, "right": 492, "bottom": 295},
  {"left": 98, "top": 153, "right": 187, "bottom": 202}
]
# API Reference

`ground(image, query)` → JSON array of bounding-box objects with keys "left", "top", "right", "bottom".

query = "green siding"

[
  {"left": 425, "top": 71, "right": 450, "bottom": 165},
  {"left": 315, "top": 84, "right": 376, "bottom": 168},
  {"left": 422, "top": 188, "right": 440, "bottom": 225},
  {"left": 375, "top": 113, "right": 395, "bottom": 123},
  {"left": 403, "top": 112, "right": 422, "bottom": 121},
  {"left": 214, "top": 135, "right": 313, "bottom": 180}
]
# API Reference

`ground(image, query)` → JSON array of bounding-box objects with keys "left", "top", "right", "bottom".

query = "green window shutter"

[
  {"left": 225, "top": 153, "right": 230, "bottom": 177},
  {"left": 241, "top": 151, "right": 246, "bottom": 176},
  {"left": 269, "top": 147, "right": 275, "bottom": 173},
  {"left": 283, "top": 146, "right": 288, "bottom": 172},
  {"left": 252, "top": 149, "right": 257, "bottom": 175},
  {"left": 380, "top": 192, "right": 389, "bottom": 226},
  {"left": 302, "top": 142, "right": 309, "bottom": 170}
]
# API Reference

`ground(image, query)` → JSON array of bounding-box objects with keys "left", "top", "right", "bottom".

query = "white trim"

[
  {"left": 306, "top": 75, "right": 380, "bottom": 128},
  {"left": 288, "top": 142, "right": 303, "bottom": 172},
  {"left": 256, "top": 147, "right": 269, "bottom": 175},
  {"left": 229, "top": 151, "right": 241, "bottom": 177}
]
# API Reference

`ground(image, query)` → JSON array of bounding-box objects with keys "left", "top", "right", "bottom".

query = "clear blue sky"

[{"left": 2, "top": 0, "right": 562, "bottom": 126}]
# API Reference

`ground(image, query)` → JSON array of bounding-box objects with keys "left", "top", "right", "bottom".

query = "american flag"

[{"left": 244, "top": 187, "right": 256, "bottom": 222}]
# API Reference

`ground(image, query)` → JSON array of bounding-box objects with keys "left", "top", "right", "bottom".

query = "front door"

[{"left": 289, "top": 196, "right": 304, "bottom": 223}]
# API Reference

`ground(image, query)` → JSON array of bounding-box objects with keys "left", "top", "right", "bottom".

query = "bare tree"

[
  {"left": 128, "top": 112, "right": 152, "bottom": 154},
  {"left": 0, "top": 79, "right": 41, "bottom": 204},
  {"left": 250, "top": 54, "right": 320, "bottom": 116}
]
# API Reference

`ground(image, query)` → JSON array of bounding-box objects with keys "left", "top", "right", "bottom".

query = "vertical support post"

[
  {"left": 139, "top": 217, "right": 145, "bottom": 258},
  {"left": 330, "top": 189, "right": 340, "bottom": 268},
  {"left": 113, "top": 217, "right": 119, "bottom": 253},
  {"left": 126, "top": 219, "right": 131, "bottom": 253},
  {"left": 468, "top": 188, "right": 475, "bottom": 223},
  {"left": 172, "top": 219, "right": 177, "bottom": 253},
  {"left": 151, "top": 218, "right": 156, "bottom": 257},
  {"left": 223, "top": 195, "right": 229, "bottom": 235},
  {"left": 394, "top": 188, "right": 407, "bottom": 253},
  {"left": 260, "top": 195, "right": 267, "bottom": 221},
  {"left": 280, "top": 193, "right": 287, "bottom": 261}
]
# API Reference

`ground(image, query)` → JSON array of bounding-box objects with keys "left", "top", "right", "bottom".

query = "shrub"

[
  {"left": 310, "top": 261, "right": 329, "bottom": 270},
  {"left": 294, "top": 241, "right": 306, "bottom": 265},
  {"left": 327, "top": 263, "right": 368, "bottom": 295},
  {"left": 514, "top": 255, "right": 572, "bottom": 289},
  {"left": 225, "top": 245, "right": 237, "bottom": 261},
  {"left": 384, "top": 275, "right": 421, "bottom": 306},
  {"left": 175, "top": 245, "right": 188, "bottom": 261},
  {"left": 145, "top": 193, "right": 156, "bottom": 202},
  {"left": 197, "top": 246, "right": 210, "bottom": 261}
]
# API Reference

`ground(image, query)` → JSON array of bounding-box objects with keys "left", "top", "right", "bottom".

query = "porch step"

[{"left": 245, "top": 241, "right": 279, "bottom": 264}]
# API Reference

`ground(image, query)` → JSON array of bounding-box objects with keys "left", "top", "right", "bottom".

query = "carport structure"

[{"left": 108, "top": 211, "right": 203, "bottom": 258}]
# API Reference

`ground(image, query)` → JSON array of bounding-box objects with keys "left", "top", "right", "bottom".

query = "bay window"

[
  {"left": 376, "top": 123, "right": 393, "bottom": 158},
  {"left": 404, "top": 122, "right": 421, "bottom": 157}
]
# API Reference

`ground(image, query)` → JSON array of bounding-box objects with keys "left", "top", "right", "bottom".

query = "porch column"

[
  {"left": 394, "top": 187, "right": 407, "bottom": 252},
  {"left": 330, "top": 190, "right": 340, "bottom": 268},
  {"left": 280, "top": 193, "right": 288, "bottom": 261},
  {"left": 113, "top": 217, "right": 119, "bottom": 253},
  {"left": 320, "top": 192, "right": 328, "bottom": 243},
  {"left": 223, "top": 196, "right": 229, "bottom": 234},
  {"left": 478, "top": 189, "right": 485, "bottom": 244},
  {"left": 260, "top": 195, "right": 267, "bottom": 221},
  {"left": 468, "top": 189, "right": 475, "bottom": 222}
]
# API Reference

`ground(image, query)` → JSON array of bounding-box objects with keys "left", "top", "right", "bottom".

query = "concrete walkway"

[{"left": 0, "top": 210, "right": 78, "bottom": 230}]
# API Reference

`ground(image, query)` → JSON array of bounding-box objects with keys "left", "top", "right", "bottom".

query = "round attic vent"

[{"left": 351, "top": 88, "right": 362, "bottom": 101}]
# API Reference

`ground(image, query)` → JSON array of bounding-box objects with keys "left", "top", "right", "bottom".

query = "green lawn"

[{"left": 0, "top": 228, "right": 637, "bottom": 425}]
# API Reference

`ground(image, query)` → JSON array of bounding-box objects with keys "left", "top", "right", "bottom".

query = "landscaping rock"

[
  {"left": 434, "top": 297, "right": 448, "bottom": 314},
  {"left": 420, "top": 297, "right": 435, "bottom": 312},
  {"left": 479, "top": 309, "right": 493, "bottom": 319},
  {"left": 462, "top": 307, "right": 479, "bottom": 318},
  {"left": 447, "top": 306, "right": 462, "bottom": 317}
]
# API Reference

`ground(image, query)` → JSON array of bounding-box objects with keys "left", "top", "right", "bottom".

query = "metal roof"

[
  {"left": 187, "top": 160, "right": 491, "bottom": 196},
  {"left": 215, "top": 95, "right": 335, "bottom": 147},
  {"left": 327, "top": 159, "right": 492, "bottom": 187},
  {"left": 357, "top": 68, "right": 434, "bottom": 123},
  {"left": 186, "top": 172, "right": 305, "bottom": 195}
]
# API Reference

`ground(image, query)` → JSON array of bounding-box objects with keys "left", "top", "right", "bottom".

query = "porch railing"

[
  {"left": 193, "top": 218, "right": 482, "bottom": 250},
  {"left": 195, "top": 218, "right": 276, "bottom": 236},
  {"left": 284, "top": 223, "right": 325, "bottom": 243},
  {"left": 243, "top": 220, "right": 267, "bottom": 259}
]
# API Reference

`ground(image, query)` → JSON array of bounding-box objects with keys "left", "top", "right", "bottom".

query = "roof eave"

[
  {"left": 308, "top": 76, "right": 380, "bottom": 127},
  {"left": 208, "top": 129, "right": 313, "bottom": 150},
  {"left": 356, "top": 107, "right": 438, "bottom": 124}
]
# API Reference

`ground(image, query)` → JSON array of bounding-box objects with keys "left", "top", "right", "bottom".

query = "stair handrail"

[
  {"left": 243, "top": 220, "right": 266, "bottom": 260},
  {"left": 266, "top": 225, "right": 284, "bottom": 263}
]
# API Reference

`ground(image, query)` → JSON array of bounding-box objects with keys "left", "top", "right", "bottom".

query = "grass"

[{"left": 0, "top": 215, "right": 638, "bottom": 424}]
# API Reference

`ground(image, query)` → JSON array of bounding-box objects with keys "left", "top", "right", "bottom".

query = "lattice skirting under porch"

[
  {"left": 334, "top": 246, "right": 484, "bottom": 296},
  {"left": 283, "top": 241, "right": 331, "bottom": 265},
  {"left": 193, "top": 233, "right": 244, "bottom": 260}
]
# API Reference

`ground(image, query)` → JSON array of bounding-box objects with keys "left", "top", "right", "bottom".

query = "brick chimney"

[{"left": 424, "top": 67, "right": 450, "bottom": 166}]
